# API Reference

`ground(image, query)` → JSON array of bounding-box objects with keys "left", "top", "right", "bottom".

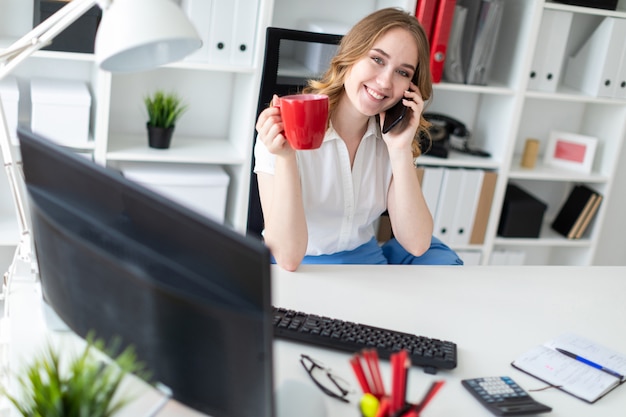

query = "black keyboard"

[{"left": 272, "top": 307, "right": 457, "bottom": 372}]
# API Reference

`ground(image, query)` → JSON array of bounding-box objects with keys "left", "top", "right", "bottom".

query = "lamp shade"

[{"left": 95, "top": 0, "right": 202, "bottom": 72}]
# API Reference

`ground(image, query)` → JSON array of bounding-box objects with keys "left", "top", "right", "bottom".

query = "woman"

[{"left": 254, "top": 7, "right": 462, "bottom": 271}]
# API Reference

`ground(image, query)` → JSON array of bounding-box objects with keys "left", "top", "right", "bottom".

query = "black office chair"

[{"left": 246, "top": 27, "right": 342, "bottom": 239}]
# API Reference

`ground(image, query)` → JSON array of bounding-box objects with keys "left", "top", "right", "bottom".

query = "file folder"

[
  {"left": 415, "top": 0, "right": 438, "bottom": 39},
  {"left": 433, "top": 168, "right": 463, "bottom": 244},
  {"left": 527, "top": 10, "right": 573, "bottom": 93},
  {"left": 614, "top": 38, "right": 626, "bottom": 99},
  {"left": 563, "top": 17, "right": 626, "bottom": 97},
  {"left": 207, "top": 1, "right": 236, "bottom": 65},
  {"left": 443, "top": 5, "right": 468, "bottom": 83},
  {"left": 450, "top": 169, "right": 484, "bottom": 245},
  {"left": 469, "top": 171, "right": 497, "bottom": 245},
  {"left": 420, "top": 166, "right": 445, "bottom": 217},
  {"left": 429, "top": 0, "right": 457, "bottom": 83},
  {"left": 182, "top": 0, "right": 213, "bottom": 63},
  {"left": 457, "top": 0, "right": 483, "bottom": 80},
  {"left": 230, "top": 0, "right": 260, "bottom": 67},
  {"left": 466, "top": 0, "right": 504, "bottom": 86}
]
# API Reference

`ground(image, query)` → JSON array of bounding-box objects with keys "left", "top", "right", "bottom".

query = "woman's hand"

[
  {"left": 381, "top": 82, "right": 424, "bottom": 153},
  {"left": 255, "top": 95, "right": 295, "bottom": 157}
]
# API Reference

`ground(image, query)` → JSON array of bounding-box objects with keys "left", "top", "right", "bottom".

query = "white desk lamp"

[
  {"left": 1, "top": 2, "right": 200, "bottom": 414},
  {"left": 0, "top": 0, "right": 202, "bottom": 294}
]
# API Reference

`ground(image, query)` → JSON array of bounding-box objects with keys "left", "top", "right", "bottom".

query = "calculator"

[{"left": 462, "top": 376, "right": 552, "bottom": 416}]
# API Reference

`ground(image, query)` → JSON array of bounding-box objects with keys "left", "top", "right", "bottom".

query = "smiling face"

[{"left": 343, "top": 27, "right": 418, "bottom": 117}]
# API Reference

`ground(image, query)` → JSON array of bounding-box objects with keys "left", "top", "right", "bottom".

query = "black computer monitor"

[{"left": 17, "top": 127, "right": 274, "bottom": 417}]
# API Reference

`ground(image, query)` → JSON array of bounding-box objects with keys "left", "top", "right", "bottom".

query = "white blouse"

[{"left": 254, "top": 117, "right": 393, "bottom": 256}]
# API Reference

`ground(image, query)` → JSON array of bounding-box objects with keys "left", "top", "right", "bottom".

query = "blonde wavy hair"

[{"left": 302, "top": 7, "right": 432, "bottom": 157}]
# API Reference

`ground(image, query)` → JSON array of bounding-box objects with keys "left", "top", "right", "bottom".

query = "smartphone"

[{"left": 382, "top": 100, "right": 408, "bottom": 134}]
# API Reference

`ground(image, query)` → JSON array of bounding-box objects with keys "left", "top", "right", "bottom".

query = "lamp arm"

[{"left": 0, "top": 0, "right": 99, "bottom": 75}]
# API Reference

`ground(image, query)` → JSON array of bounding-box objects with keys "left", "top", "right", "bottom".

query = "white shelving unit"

[{"left": 1, "top": 0, "right": 625, "bottom": 266}]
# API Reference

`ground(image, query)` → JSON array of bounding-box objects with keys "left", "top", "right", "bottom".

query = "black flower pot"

[{"left": 147, "top": 123, "right": 175, "bottom": 149}]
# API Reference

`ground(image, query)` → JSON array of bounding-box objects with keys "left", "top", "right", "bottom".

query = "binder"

[
  {"left": 457, "top": 0, "right": 483, "bottom": 80},
  {"left": 207, "top": 1, "right": 236, "bottom": 65},
  {"left": 433, "top": 168, "right": 463, "bottom": 244},
  {"left": 415, "top": 0, "right": 438, "bottom": 39},
  {"left": 563, "top": 17, "right": 626, "bottom": 97},
  {"left": 527, "top": 10, "right": 573, "bottom": 93},
  {"left": 205, "top": 0, "right": 259, "bottom": 66},
  {"left": 429, "top": 0, "right": 457, "bottom": 83},
  {"left": 469, "top": 170, "right": 497, "bottom": 245},
  {"left": 614, "top": 36, "right": 626, "bottom": 99},
  {"left": 443, "top": 5, "right": 468, "bottom": 83},
  {"left": 450, "top": 169, "right": 484, "bottom": 245},
  {"left": 420, "top": 166, "right": 445, "bottom": 217},
  {"left": 181, "top": 0, "right": 213, "bottom": 63},
  {"left": 230, "top": 0, "right": 260, "bottom": 67},
  {"left": 466, "top": 0, "right": 504, "bottom": 86}
]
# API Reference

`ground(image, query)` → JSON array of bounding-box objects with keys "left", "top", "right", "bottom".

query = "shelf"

[
  {"left": 494, "top": 222, "right": 593, "bottom": 248},
  {"left": 508, "top": 157, "right": 610, "bottom": 182},
  {"left": 544, "top": 1, "right": 626, "bottom": 18},
  {"left": 417, "top": 151, "right": 500, "bottom": 170},
  {"left": 525, "top": 87, "right": 626, "bottom": 105},
  {"left": 433, "top": 81, "right": 516, "bottom": 96},
  {"left": 105, "top": 134, "right": 246, "bottom": 165}
]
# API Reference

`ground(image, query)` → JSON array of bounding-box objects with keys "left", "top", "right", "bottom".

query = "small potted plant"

[
  {"left": 1, "top": 334, "right": 150, "bottom": 417},
  {"left": 144, "top": 90, "right": 188, "bottom": 149}
]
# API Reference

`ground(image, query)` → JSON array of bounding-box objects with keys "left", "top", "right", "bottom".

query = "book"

[
  {"left": 574, "top": 192, "right": 603, "bottom": 239},
  {"left": 551, "top": 185, "right": 600, "bottom": 239},
  {"left": 511, "top": 333, "right": 626, "bottom": 403},
  {"left": 566, "top": 192, "right": 597, "bottom": 239}
]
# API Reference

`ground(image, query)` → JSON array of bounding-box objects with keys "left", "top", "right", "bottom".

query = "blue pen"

[{"left": 556, "top": 348, "right": 625, "bottom": 380}]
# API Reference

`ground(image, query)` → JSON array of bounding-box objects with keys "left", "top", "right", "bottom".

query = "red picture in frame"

[{"left": 544, "top": 131, "right": 597, "bottom": 173}]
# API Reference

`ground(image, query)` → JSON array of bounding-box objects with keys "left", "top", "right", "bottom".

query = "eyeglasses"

[{"left": 300, "top": 354, "right": 354, "bottom": 403}]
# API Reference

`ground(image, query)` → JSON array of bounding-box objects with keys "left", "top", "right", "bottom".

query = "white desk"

[
  {"left": 269, "top": 265, "right": 626, "bottom": 417},
  {"left": 6, "top": 265, "right": 626, "bottom": 417}
]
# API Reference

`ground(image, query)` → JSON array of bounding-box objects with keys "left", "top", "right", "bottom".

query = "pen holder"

[{"left": 359, "top": 394, "right": 420, "bottom": 417}]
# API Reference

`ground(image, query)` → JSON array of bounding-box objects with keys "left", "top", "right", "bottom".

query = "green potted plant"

[
  {"left": 1, "top": 334, "right": 150, "bottom": 417},
  {"left": 144, "top": 90, "right": 188, "bottom": 149}
]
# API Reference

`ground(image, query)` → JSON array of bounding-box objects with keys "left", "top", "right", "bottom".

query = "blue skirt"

[{"left": 300, "top": 237, "right": 463, "bottom": 265}]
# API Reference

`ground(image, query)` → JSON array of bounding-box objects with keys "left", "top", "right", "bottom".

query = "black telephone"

[{"left": 421, "top": 113, "right": 490, "bottom": 158}]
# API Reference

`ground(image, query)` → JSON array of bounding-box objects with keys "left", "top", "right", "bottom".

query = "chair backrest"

[{"left": 246, "top": 27, "right": 343, "bottom": 239}]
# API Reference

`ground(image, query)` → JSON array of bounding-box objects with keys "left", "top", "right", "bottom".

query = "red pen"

[
  {"left": 350, "top": 354, "right": 372, "bottom": 394},
  {"left": 413, "top": 380, "right": 445, "bottom": 414},
  {"left": 363, "top": 349, "right": 385, "bottom": 397},
  {"left": 390, "top": 349, "right": 410, "bottom": 413}
]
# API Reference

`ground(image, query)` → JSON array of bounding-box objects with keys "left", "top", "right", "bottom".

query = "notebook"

[{"left": 511, "top": 333, "right": 626, "bottom": 403}]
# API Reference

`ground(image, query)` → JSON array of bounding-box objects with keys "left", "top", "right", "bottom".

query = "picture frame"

[{"left": 544, "top": 130, "right": 597, "bottom": 174}]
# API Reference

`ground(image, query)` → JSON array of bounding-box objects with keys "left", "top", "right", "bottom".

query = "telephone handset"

[
  {"left": 425, "top": 113, "right": 469, "bottom": 138},
  {"left": 422, "top": 112, "right": 490, "bottom": 158}
]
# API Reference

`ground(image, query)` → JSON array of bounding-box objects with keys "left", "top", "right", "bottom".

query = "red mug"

[{"left": 275, "top": 94, "right": 329, "bottom": 150}]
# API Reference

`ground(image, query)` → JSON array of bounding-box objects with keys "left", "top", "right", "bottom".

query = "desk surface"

[{"left": 8, "top": 265, "right": 626, "bottom": 417}]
